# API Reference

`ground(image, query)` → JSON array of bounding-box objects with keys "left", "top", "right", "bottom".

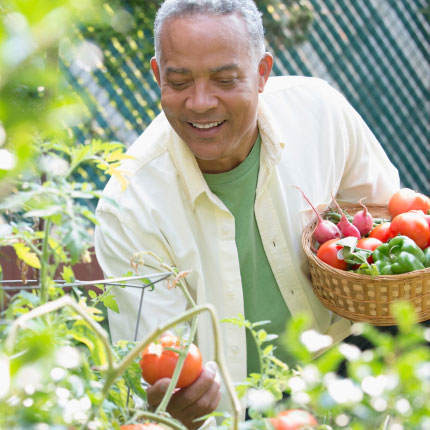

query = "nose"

[{"left": 185, "top": 81, "right": 218, "bottom": 113}]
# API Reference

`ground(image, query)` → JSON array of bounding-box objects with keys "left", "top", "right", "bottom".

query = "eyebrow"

[{"left": 165, "top": 63, "right": 239, "bottom": 75}]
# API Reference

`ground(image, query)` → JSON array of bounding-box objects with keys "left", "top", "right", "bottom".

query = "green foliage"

[{"left": 224, "top": 303, "right": 430, "bottom": 430}]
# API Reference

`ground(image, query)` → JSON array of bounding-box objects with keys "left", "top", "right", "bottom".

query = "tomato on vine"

[
  {"left": 270, "top": 409, "right": 318, "bottom": 430},
  {"left": 139, "top": 335, "right": 203, "bottom": 388}
]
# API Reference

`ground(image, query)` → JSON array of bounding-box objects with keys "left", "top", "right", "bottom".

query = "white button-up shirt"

[{"left": 94, "top": 76, "right": 400, "bottom": 419}]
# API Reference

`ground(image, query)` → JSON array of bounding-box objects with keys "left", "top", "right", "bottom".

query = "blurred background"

[
  {"left": 60, "top": 0, "right": 429, "bottom": 195},
  {"left": 1, "top": 0, "right": 429, "bottom": 193}
]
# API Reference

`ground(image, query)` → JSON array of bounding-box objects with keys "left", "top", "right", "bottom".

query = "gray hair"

[{"left": 153, "top": 0, "right": 266, "bottom": 63}]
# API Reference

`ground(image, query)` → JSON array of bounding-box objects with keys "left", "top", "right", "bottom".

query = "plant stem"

[
  {"left": 128, "top": 410, "right": 187, "bottom": 430},
  {"left": 109, "top": 304, "right": 241, "bottom": 430},
  {"left": 156, "top": 314, "right": 199, "bottom": 414},
  {"left": 39, "top": 219, "right": 52, "bottom": 303}
]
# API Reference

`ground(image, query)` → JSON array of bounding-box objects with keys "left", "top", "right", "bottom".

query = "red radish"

[
  {"left": 294, "top": 186, "right": 341, "bottom": 244},
  {"left": 331, "top": 192, "right": 361, "bottom": 239},
  {"left": 352, "top": 199, "right": 374, "bottom": 236}
]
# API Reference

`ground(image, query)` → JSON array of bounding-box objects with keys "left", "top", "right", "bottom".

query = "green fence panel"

[{"left": 63, "top": 0, "right": 430, "bottom": 194}]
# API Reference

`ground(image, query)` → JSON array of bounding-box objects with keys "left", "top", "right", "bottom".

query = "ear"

[
  {"left": 257, "top": 52, "right": 273, "bottom": 93},
  {"left": 150, "top": 57, "right": 161, "bottom": 87}
]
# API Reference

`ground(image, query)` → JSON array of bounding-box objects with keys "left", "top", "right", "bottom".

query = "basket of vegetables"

[{"left": 298, "top": 187, "right": 430, "bottom": 325}]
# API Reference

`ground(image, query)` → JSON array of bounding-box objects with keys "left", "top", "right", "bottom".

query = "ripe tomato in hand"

[
  {"left": 121, "top": 424, "right": 165, "bottom": 430},
  {"left": 270, "top": 409, "right": 318, "bottom": 430},
  {"left": 139, "top": 335, "right": 203, "bottom": 388},
  {"left": 388, "top": 188, "right": 430, "bottom": 218},
  {"left": 368, "top": 222, "right": 394, "bottom": 243},
  {"left": 357, "top": 237, "right": 383, "bottom": 263},
  {"left": 316, "top": 238, "right": 347, "bottom": 270},
  {"left": 390, "top": 212, "right": 430, "bottom": 249}
]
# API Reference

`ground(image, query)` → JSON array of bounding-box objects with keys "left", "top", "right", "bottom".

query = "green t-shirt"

[{"left": 203, "top": 136, "right": 292, "bottom": 375}]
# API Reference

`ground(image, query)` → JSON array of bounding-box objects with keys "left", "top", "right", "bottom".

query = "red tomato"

[
  {"left": 368, "top": 222, "right": 394, "bottom": 243},
  {"left": 316, "top": 238, "right": 347, "bottom": 270},
  {"left": 388, "top": 188, "right": 430, "bottom": 218},
  {"left": 270, "top": 409, "right": 318, "bottom": 430},
  {"left": 139, "top": 335, "right": 203, "bottom": 388},
  {"left": 356, "top": 237, "right": 383, "bottom": 263},
  {"left": 390, "top": 212, "right": 430, "bottom": 249},
  {"left": 121, "top": 425, "right": 165, "bottom": 430}
]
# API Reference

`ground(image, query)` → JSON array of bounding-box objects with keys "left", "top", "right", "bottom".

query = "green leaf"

[
  {"left": 102, "top": 294, "right": 119, "bottom": 313},
  {"left": 122, "top": 362, "right": 147, "bottom": 401},
  {"left": 60, "top": 265, "right": 75, "bottom": 283},
  {"left": 24, "top": 205, "right": 64, "bottom": 218},
  {"left": 13, "top": 242, "right": 41, "bottom": 269},
  {"left": 88, "top": 289, "right": 98, "bottom": 299}
]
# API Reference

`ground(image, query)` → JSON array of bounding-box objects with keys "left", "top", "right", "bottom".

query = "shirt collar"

[{"left": 167, "top": 96, "right": 285, "bottom": 210}]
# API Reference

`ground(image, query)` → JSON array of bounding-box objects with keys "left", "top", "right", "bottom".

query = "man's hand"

[{"left": 147, "top": 361, "right": 221, "bottom": 429}]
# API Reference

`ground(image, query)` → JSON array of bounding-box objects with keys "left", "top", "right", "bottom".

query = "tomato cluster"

[{"left": 314, "top": 188, "right": 430, "bottom": 273}]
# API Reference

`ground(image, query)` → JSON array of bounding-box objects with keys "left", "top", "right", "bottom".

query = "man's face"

[{"left": 151, "top": 13, "right": 272, "bottom": 173}]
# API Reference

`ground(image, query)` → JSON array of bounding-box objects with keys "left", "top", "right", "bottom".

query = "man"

[{"left": 95, "top": 0, "right": 400, "bottom": 428}]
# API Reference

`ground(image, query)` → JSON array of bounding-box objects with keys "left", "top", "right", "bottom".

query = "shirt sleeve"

[
  {"left": 94, "top": 208, "right": 189, "bottom": 343},
  {"left": 335, "top": 88, "right": 400, "bottom": 203}
]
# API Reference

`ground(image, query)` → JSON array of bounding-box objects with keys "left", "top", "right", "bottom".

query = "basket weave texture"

[{"left": 302, "top": 204, "right": 430, "bottom": 325}]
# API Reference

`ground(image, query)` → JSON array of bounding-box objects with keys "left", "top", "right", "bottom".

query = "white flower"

[
  {"left": 50, "top": 367, "right": 67, "bottom": 381},
  {"left": 56, "top": 346, "right": 81, "bottom": 369},
  {"left": 288, "top": 376, "right": 306, "bottom": 392},
  {"left": 395, "top": 398, "right": 411, "bottom": 415},
  {"left": 339, "top": 343, "right": 361, "bottom": 361},
  {"left": 246, "top": 388, "right": 275, "bottom": 412},
  {"left": 40, "top": 155, "right": 70, "bottom": 176},
  {"left": 300, "top": 329, "right": 332, "bottom": 352},
  {"left": 327, "top": 378, "right": 363, "bottom": 404},
  {"left": 361, "top": 375, "right": 389, "bottom": 397},
  {"left": 371, "top": 397, "right": 387, "bottom": 412},
  {"left": 63, "top": 396, "right": 91, "bottom": 424},
  {"left": 0, "top": 149, "right": 16, "bottom": 170},
  {"left": 0, "top": 354, "right": 10, "bottom": 399}
]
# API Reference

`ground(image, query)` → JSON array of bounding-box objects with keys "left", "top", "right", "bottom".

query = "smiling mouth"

[{"left": 189, "top": 120, "right": 225, "bottom": 129}]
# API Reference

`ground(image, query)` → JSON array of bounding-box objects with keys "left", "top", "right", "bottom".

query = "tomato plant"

[
  {"left": 356, "top": 237, "right": 383, "bottom": 263},
  {"left": 270, "top": 409, "right": 318, "bottom": 430},
  {"left": 139, "top": 335, "right": 203, "bottom": 388},
  {"left": 390, "top": 212, "right": 430, "bottom": 249},
  {"left": 368, "top": 222, "right": 394, "bottom": 242},
  {"left": 316, "top": 238, "right": 347, "bottom": 270},
  {"left": 388, "top": 188, "right": 430, "bottom": 218}
]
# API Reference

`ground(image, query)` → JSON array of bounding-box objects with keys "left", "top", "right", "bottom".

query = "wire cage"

[{"left": 0, "top": 273, "right": 173, "bottom": 342}]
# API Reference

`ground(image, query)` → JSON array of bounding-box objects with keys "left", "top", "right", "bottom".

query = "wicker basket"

[{"left": 302, "top": 204, "right": 430, "bottom": 325}]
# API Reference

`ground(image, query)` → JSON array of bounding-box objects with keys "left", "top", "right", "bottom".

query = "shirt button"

[
  {"left": 232, "top": 345, "right": 240, "bottom": 353},
  {"left": 221, "top": 224, "right": 231, "bottom": 237}
]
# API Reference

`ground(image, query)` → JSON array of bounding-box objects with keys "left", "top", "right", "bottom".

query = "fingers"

[
  {"left": 146, "top": 378, "right": 173, "bottom": 407},
  {"left": 146, "top": 361, "right": 222, "bottom": 429}
]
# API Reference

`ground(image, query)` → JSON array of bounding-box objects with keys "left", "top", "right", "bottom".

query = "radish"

[
  {"left": 331, "top": 192, "right": 361, "bottom": 238},
  {"left": 352, "top": 199, "right": 374, "bottom": 236},
  {"left": 294, "top": 186, "right": 341, "bottom": 244}
]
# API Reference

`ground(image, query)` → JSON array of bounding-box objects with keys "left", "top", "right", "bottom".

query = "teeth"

[{"left": 191, "top": 121, "right": 223, "bottom": 129}]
